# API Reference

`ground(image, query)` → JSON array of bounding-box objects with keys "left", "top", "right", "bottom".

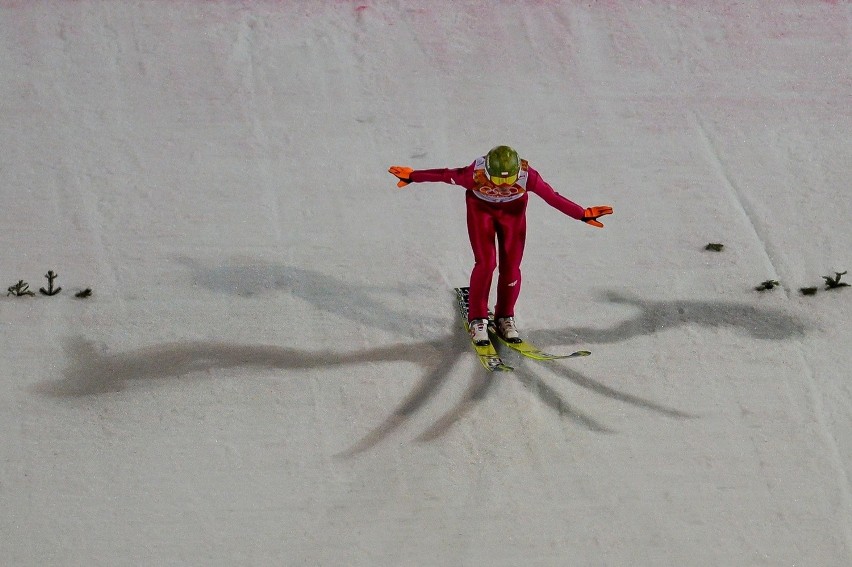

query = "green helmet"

[{"left": 485, "top": 145, "right": 520, "bottom": 183}]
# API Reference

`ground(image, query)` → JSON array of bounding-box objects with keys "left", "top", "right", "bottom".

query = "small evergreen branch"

[
  {"left": 799, "top": 287, "right": 818, "bottom": 296},
  {"left": 705, "top": 243, "right": 724, "bottom": 252},
  {"left": 823, "top": 271, "right": 849, "bottom": 290},
  {"left": 7, "top": 280, "right": 35, "bottom": 297},
  {"left": 75, "top": 288, "right": 93, "bottom": 298},
  {"left": 755, "top": 280, "right": 780, "bottom": 291},
  {"left": 39, "top": 270, "right": 62, "bottom": 296}
]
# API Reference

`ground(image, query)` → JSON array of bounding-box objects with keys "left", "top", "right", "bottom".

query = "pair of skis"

[{"left": 454, "top": 287, "right": 590, "bottom": 372}]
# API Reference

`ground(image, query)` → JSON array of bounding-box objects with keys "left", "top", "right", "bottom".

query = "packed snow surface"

[{"left": 1, "top": 1, "right": 850, "bottom": 565}]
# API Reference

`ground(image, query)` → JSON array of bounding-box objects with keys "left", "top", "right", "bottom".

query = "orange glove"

[
  {"left": 388, "top": 166, "right": 414, "bottom": 188},
  {"left": 582, "top": 206, "right": 613, "bottom": 228}
]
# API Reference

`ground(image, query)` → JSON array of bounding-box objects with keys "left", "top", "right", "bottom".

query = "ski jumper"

[{"left": 410, "top": 157, "right": 586, "bottom": 321}]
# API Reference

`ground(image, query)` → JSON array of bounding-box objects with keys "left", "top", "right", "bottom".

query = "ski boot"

[
  {"left": 469, "top": 318, "right": 490, "bottom": 347},
  {"left": 495, "top": 316, "right": 522, "bottom": 344}
]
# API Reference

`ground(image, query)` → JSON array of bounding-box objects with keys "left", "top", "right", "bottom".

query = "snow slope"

[{"left": 1, "top": 1, "right": 850, "bottom": 565}]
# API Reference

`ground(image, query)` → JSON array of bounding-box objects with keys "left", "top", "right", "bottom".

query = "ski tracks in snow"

[
  {"left": 694, "top": 111, "right": 852, "bottom": 553},
  {"left": 692, "top": 111, "right": 784, "bottom": 291}
]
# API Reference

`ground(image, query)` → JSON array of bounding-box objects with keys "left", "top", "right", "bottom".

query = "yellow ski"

[
  {"left": 454, "top": 288, "right": 513, "bottom": 372},
  {"left": 487, "top": 313, "right": 591, "bottom": 361}
]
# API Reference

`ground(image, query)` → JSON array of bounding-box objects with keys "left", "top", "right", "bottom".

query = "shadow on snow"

[{"left": 33, "top": 261, "right": 809, "bottom": 455}]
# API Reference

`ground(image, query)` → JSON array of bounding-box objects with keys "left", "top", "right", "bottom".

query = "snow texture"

[{"left": 1, "top": 1, "right": 850, "bottom": 565}]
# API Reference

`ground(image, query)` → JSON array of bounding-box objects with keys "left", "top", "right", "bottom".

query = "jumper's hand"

[
  {"left": 582, "top": 206, "right": 613, "bottom": 228},
  {"left": 388, "top": 166, "right": 414, "bottom": 188}
]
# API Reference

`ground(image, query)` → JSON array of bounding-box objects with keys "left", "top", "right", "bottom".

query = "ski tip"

[{"left": 480, "top": 359, "right": 513, "bottom": 372}]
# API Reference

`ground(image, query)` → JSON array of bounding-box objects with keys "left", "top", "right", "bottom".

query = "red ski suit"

[{"left": 410, "top": 157, "right": 586, "bottom": 321}]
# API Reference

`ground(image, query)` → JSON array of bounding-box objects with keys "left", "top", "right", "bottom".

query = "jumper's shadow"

[
  {"left": 533, "top": 291, "right": 807, "bottom": 345},
  {"left": 36, "top": 334, "right": 448, "bottom": 398},
  {"left": 35, "top": 280, "right": 809, "bottom": 455},
  {"left": 177, "top": 258, "right": 441, "bottom": 340}
]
